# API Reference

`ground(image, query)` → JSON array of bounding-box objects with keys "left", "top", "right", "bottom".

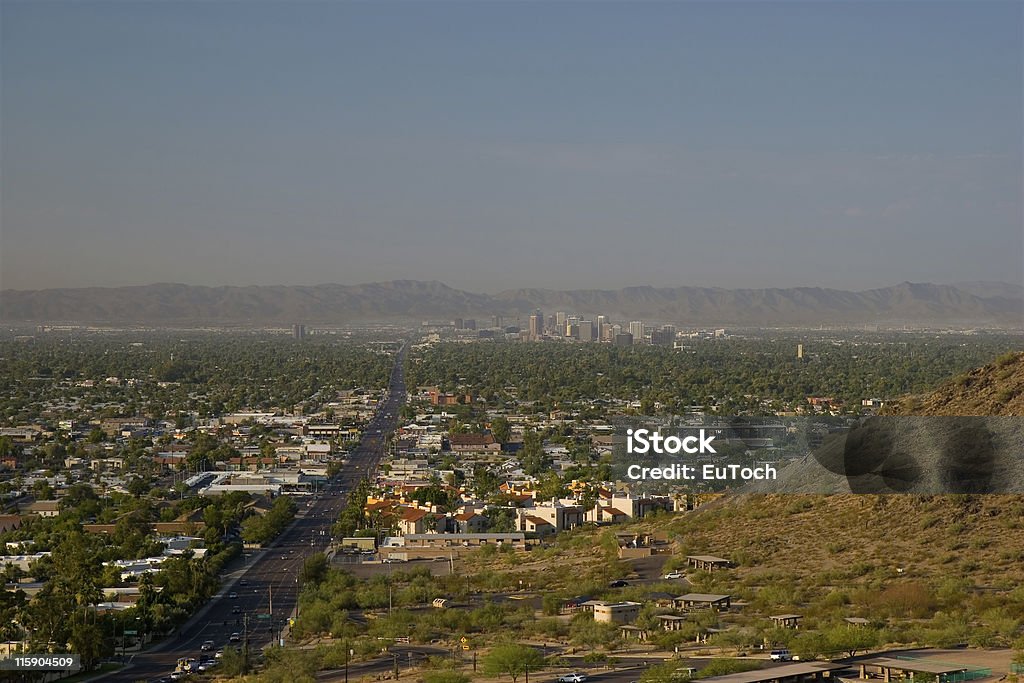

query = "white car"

[
  {"left": 557, "top": 674, "right": 588, "bottom": 683},
  {"left": 769, "top": 649, "right": 793, "bottom": 661},
  {"left": 661, "top": 571, "right": 683, "bottom": 580}
]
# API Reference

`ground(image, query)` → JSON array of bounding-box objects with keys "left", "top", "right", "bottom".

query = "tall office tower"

[
  {"left": 292, "top": 324, "right": 306, "bottom": 340},
  {"left": 493, "top": 315, "right": 503, "bottom": 328},
  {"left": 529, "top": 310, "right": 544, "bottom": 339},
  {"left": 629, "top": 321, "right": 645, "bottom": 344},
  {"left": 555, "top": 311, "right": 567, "bottom": 331},
  {"left": 651, "top": 325, "right": 677, "bottom": 346},
  {"left": 578, "top": 320, "right": 595, "bottom": 342},
  {"left": 613, "top": 332, "right": 634, "bottom": 347},
  {"left": 797, "top": 344, "right": 804, "bottom": 359},
  {"left": 465, "top": 319, "right": 476, "bottom": 330},
  {"left": 454, "top": 318, "right": 465, "bottom": 330},
  {"left": 596, "top": 315, "right": 607, "bottom": 331},
  {"left": 600, "top": 322, "right": 614, "bottom": 341}
]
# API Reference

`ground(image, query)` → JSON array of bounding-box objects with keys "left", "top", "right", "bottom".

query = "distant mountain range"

[{"left": 1, "top": 280, "right": 1021, "bottom": 326}]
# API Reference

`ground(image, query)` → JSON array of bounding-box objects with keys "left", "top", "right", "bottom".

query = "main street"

[{"left": 109, "top": 342, "right": 408, "bottom": 682}]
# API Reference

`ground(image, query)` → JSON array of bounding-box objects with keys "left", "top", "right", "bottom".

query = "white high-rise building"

[{"left": 629, "top": 321, "right": 645, "bottom": 343}]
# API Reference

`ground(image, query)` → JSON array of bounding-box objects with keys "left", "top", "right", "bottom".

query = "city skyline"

[{"left": 1, "top": 1, "right": 1021, "bottom": 292}]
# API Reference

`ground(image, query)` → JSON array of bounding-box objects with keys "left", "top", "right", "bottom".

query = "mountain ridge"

[{"left": 1, "top": 280, "right": 1021, "bottom": 325}]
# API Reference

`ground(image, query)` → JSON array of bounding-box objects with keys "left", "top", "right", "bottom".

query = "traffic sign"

[
  {"left": 462, "top": 645, "right": 470, "bottom": 651},
  {"left": 258, "top": 614, "right": 271, "bottom": 620},
  {"left": 460, "top": 637, "right": 468, "bottom": 644},
  {"left": 124, "top": 630, "right": 138, "bottom": 635}
]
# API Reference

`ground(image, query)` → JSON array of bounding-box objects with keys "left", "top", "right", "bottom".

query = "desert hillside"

[{"left": 883, "top": 351, "right": 1024, "bottom": 416}]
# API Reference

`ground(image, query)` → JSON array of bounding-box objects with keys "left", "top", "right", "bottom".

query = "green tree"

[
  {"left": 486, "top": 508, "right": 519, "bottom": 533},
  {"left": 481, "top": 643, "right": 545, "bottom": 683},
  {"left": 641, "top": 661, "right": 693, "bottom": 683},
  {"left": 68, "top": 620, "right": 107, "bottom": 671},
  {"left": 825, "top": 625, "right": 880, "bottom": 657},
  {"left": 31, "top": 479, "right": 54, "bottom": 500},
  {"left": 0, "top": 436, "right": 19, "bottom": 458},
  {"left": 126, "top": 476, "right": 149, "bottom": 498},
  {"left": 490, "top": 417, "right": 511, "bottom": 444},
  {"left": 536, "top": 472, "right": 567, "bottom": 502},
  {"left": 473, "top": 466, "right": 500, "bottom": 498},
  {"left": 520, "top": 430, "right": 551, "bottom": 476},
  {"left": 694, "top": 660, "right": 760, "bottom": 678},
  {"left": 423, "top": 672, "right": 471, "bottom": 683},
  {"left": 301, "top": 553, "right": 329, "bottom": 586}
]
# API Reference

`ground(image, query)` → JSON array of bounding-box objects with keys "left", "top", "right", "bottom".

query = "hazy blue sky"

[{"left": 1, "top": 0, "right": 1021, "bottom": 292}]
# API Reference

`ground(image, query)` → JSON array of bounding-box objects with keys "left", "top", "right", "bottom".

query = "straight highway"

[{"left": 109, "top": 342, "right": 407, "bottom": 682}]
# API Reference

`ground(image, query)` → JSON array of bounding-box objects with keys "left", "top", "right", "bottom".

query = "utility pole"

[
  {"left": 243, "top": 613, "right": 249, "bottom": 674},
  {"left": 344, "top": 639, "right": 349, "bottom": 683}
]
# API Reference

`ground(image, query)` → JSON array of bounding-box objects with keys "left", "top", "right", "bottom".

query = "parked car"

[
  {"left": 661, "top": 571, "right": 683, "bottom": 580},
  {"left": 557, "top": 674, "right": 588, "bottom": 683},
  {"left": 608, "top": 580, "right": 629, "bottom": 588},
  {"left": 769, "top": 649, "right": 793, "bottom": 661}
]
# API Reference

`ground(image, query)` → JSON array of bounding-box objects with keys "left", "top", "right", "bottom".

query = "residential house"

[
  {"left": 520, "top": 515, "right": 556, "bottom": 536},
  {"left": 21, "top": 500, "right": 60, "bottom": 518},
  {"left": 452, "top": 511, "right": 488, "bottom": 534},
  {"left": 448, "top": 434, "right": 501, "bottom": 453}
]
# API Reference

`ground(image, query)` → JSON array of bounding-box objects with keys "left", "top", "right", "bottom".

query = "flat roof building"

[
  {"left": 857, "top": 657, "right": 980, "bottom": 683},
  {"left": 674, "top": 593, "right": 732, "bottom": 611},
  {"left": 699, "top": 662, "right": 845, "bottom": 683},
  {"left": 687, "top": 554, "right": 732, "bottom": 571}
]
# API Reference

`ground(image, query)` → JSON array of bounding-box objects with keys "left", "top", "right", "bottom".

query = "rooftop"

[
  {"left": 860, "top": 658, "right": 970, "bottom": 675},
  {"left": 699, "top": 663, "right": 845, "bottom": 683}
]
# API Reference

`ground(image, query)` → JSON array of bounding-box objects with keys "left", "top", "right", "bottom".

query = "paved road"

[{"left": 110, "top": 342, "right": 408, "bottom": 682}]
